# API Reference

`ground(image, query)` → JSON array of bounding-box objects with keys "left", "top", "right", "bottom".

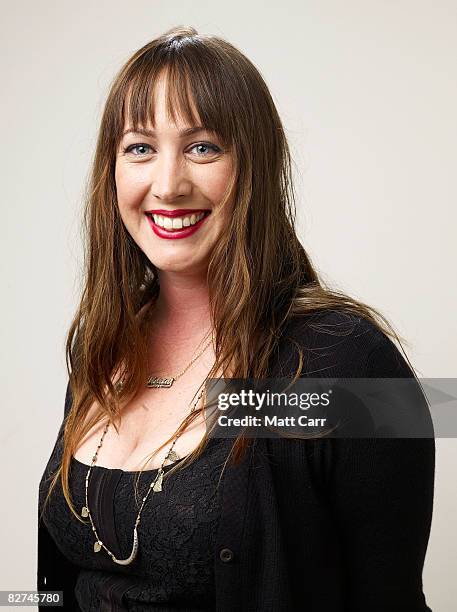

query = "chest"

[{"left": 73, "top": 372, "right": 210, "bottom": 471}]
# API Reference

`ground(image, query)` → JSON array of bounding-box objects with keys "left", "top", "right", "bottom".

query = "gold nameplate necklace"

[{"left": 146, "top": 332, "right": 213, "bottom": 388}]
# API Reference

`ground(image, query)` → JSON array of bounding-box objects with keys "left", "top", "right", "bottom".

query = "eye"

[
  {"left": 123, "top": 143, "right": 153, "bottom": 156},
  {"left": 188, "top": 142, "right": 222, "bottom": 157},
  {"left": 121, "top": 141, "right": 223, "bottom": 158}
]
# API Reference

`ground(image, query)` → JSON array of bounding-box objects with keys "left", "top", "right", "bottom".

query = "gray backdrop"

[{"left": 1, "top": 1, "right": 456, "bottom": 610}]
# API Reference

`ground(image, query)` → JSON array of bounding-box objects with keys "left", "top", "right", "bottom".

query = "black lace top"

[{"left": 39, "top": 435, "right": 231, "bottom": 611}]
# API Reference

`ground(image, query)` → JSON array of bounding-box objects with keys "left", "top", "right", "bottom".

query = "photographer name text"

[{"left": 218, "top": 414, "right": 327, "bottom": 427}]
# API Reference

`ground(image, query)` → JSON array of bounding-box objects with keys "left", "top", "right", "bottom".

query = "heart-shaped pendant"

[
  {"left": 81, "top": 506, "right": 89, "bottom": 518},
  {"left": 94, "top": 541, "right": 102, "bottom": 553}
]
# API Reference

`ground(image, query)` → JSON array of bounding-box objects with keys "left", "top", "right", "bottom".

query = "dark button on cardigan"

[{"left": 219, "top": 548, "right": 234, "bottom": 563}]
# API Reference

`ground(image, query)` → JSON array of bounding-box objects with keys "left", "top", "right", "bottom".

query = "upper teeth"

[{"left": 151, "top": 212, "right": 206, "bottom": 229}]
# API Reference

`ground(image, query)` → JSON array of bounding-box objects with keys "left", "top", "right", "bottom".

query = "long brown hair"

[{"left": 41, "top": 25, "right": 413, "bottom": 522}]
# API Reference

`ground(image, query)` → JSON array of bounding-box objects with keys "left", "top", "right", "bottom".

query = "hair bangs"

[{"left": 116, "top": 51, "right": 235, "bottom": 152}]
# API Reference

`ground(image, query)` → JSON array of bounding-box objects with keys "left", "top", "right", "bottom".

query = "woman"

[{"left": 37, "top": 25, "right": 435, "bottom": 611}]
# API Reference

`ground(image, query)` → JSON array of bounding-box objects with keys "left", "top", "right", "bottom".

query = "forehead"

[{"left": 122, "top": 70, "right": 203, "bottom": 133}]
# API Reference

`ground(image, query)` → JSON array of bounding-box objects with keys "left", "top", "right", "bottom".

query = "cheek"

[
  {"left": 115, "top": 163, "right": 150, "bottom": 210},
  {"left": 199, "top": 162, "right": 234, "bottom": 207}
]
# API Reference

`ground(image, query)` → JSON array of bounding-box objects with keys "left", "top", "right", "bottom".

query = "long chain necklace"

[{"left": 81, "top": 383, "right": 207, "bottom": 565}]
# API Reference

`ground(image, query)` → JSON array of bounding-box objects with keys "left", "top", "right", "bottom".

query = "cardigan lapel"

[{"left": 213, "top": 323, "right": 298, "bottom": 610}]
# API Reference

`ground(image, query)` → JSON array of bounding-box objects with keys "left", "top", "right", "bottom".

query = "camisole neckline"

[{"left": 70, "top": 437, "right": 218, "bottom": 475}]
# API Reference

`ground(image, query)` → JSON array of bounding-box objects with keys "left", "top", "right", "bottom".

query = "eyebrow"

[{"left": 121, "top": 126, "right": 211, "bottom": 138}]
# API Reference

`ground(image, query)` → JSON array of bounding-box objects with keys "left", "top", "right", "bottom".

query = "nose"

[{"left": 149, "top": 151, "right": 192, "bottom": 202}]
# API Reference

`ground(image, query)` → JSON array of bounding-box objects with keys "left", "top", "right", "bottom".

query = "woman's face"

[{"left": 115, "top": 75, "right": 235, "bottom": 277}]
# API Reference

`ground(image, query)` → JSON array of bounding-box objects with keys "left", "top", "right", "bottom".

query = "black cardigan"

[{"left": 37, "top": 310, "right": 435, "bottom": 611}]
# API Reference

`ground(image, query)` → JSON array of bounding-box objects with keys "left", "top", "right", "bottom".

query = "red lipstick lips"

[{"left": 145, "top": 209, "right": 211, "bottom": 240}]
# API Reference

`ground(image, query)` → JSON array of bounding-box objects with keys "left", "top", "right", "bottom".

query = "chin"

[{"left": 151, "top": 256, "right": 209, "bottom": 275}]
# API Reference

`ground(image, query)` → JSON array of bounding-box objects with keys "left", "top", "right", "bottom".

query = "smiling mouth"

[{"left": 145, "top": 210, "right": 211, "bottom": 231}]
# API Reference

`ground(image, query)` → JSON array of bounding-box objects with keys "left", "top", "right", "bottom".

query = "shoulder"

[{"left": 275, "top": 309, "right": 414, "bottom": 378}]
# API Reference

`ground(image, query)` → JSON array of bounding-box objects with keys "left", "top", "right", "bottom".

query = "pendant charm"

[
  {"left": 81, "top": 506, "right": 89, "bottom": 518},
  {"left": 94, "top": 541, "right": 102, "bottom": 553},
  {"left": 167, "top": 449, "right": 180, "bottom": 462},
  {"left": 146, "top": 376, "right": 175, "bottom": 388},
  {"left": 152, "top": 468, "right": 164, "bottom": 492}
]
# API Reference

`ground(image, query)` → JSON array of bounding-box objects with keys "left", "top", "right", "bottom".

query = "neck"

[{"left": 152, "top": 269, "right": 212, "bottom": 331}]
